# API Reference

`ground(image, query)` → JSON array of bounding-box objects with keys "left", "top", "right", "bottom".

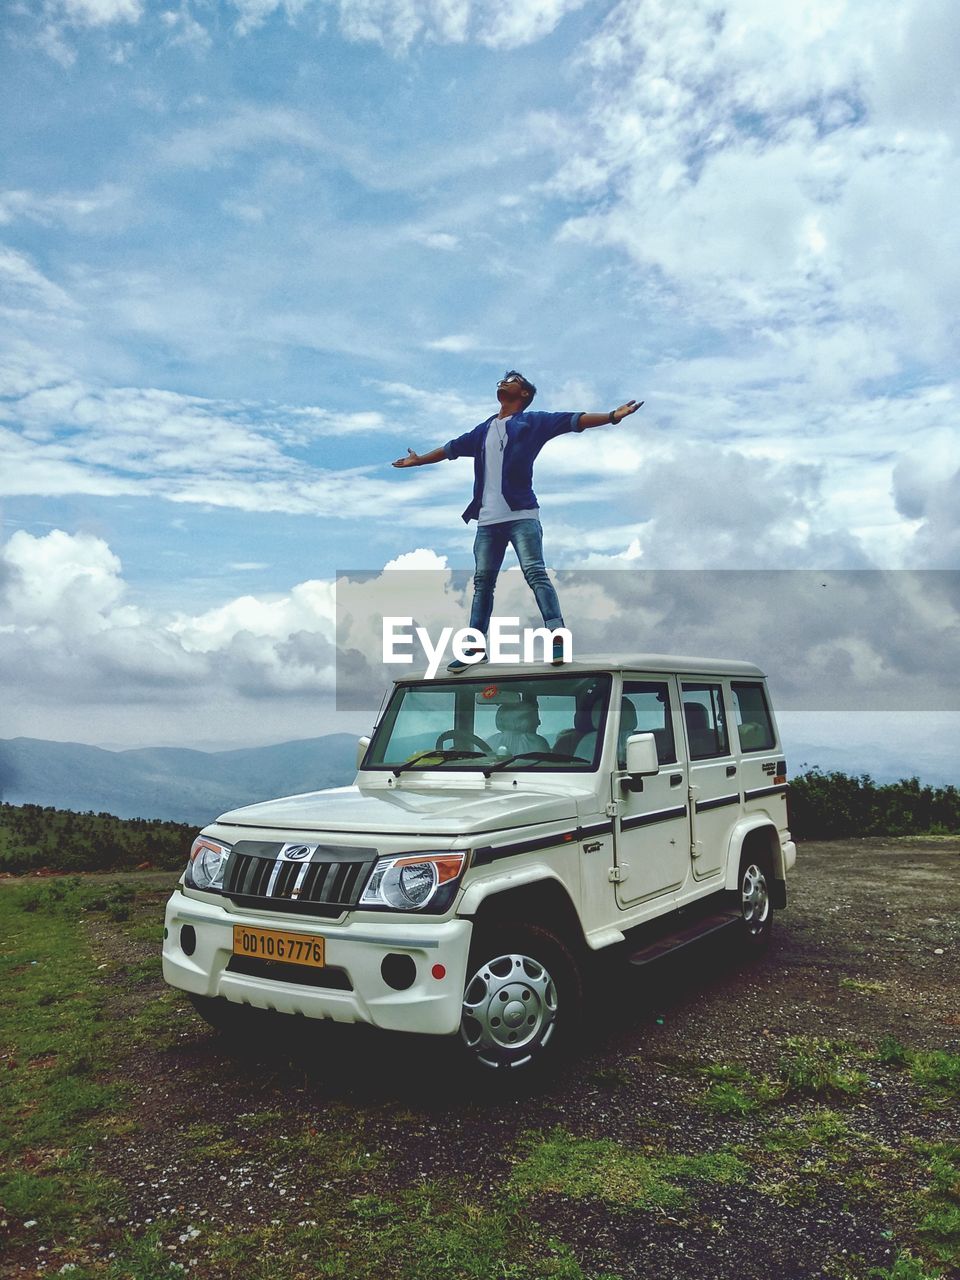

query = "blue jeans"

[{"left": 468, "top": 519, "right": 564, "bottom": 639}]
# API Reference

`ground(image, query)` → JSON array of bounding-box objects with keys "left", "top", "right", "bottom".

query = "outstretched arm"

[
  {"left": 392, "top": 447, "right": 447, "bottom": 468},
  {"left": 578, "top": 400, "right": 644, "bottom": 430}
]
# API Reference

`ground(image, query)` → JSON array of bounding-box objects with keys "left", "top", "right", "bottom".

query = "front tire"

[{"left": 458, "top": 923, "right": 583, "bottom": 1073}]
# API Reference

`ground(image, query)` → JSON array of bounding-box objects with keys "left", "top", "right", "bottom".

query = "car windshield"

[{"left": 364, "top": 673, "right": 612, "bottom": 771}]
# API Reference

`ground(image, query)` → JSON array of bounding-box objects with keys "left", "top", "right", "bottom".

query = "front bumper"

[{"left": 161, "top": 888, "right": 473, "bottom": 1036}]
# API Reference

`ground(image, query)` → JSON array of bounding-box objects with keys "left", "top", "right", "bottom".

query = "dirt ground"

[{"left": 4, "top": 838, "right": 959, "bottom": 1279}]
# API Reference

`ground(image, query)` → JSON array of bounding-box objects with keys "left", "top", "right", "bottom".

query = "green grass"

[
  {"left": 778, "top": 1036, "right": 869, "bottom": 1099},
  {"left": 749, "top": 1108, "right": 890, "bottom": 1206},
  {"left": 876, "top": 1035, "right": 911, "bottom": 1067},
  {"left": 698, "top": 1061, "right": 783, "bottom": 1114},
  {"left": 911, "top": 1142, "right": 960, "bottom": 1271},
  {"left": 0, "top": 880, "right": 133, "bottom": 1244},
  {"left": 510, "top": 1129, "right": 747, "bottom": 1213},
  {"left": 871, "top": 1038, "right": 960, "bottom": 1103},
  {"left": 840, "top": 977, "right": 886, "bottom": 995},
  {"left": 142, "top": 1186, "right": 623, "bottom": 1280},
  {"left": 1, "top": 864, "right": 957, "bottom": 1280},
  {"left": 867, "top": 1253, "right": 949, "bottom": 1280},
  {"left": 911, "top": 1051, "right": 960, "bottom": 1101}
]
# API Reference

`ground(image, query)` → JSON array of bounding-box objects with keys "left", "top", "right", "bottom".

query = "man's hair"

[{"left": 504, "top": 370, "right": 537, "bottom": 404}]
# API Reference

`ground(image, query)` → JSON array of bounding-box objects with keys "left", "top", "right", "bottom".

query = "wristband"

[{"left": 609, "top": 409, "right": 619, "bottom": 424}]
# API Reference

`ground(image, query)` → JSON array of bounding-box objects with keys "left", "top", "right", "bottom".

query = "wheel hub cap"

[
  {"left": 460, "top": 952, "right": 558, "bottom": 1069},
  {"left": 742, "top": 864, "right": 770, "bottom": 933}
]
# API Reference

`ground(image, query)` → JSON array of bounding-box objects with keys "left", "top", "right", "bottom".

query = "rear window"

[{"left": 731, "top": 682, "right": 776, "bottom": 752}]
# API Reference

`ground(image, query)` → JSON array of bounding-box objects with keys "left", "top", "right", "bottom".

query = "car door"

[
  {"left": 680, "top": 680, "right": 740, "bottom": 881},
  {"left": 612, "top": 678, "right": 690, "bottom": 910}
]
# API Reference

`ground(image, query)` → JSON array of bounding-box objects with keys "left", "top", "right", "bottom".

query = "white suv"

[{"left": 162, "top": 655, "right": 795, "bottom": 1072}]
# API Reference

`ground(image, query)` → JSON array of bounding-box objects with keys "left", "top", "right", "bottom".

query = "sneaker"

[
  {"left": 447, "top": 647, "right": 486, "bottom": 674},
  {"left": 551, "top": 637, "right": 567, "bottom": 666}
]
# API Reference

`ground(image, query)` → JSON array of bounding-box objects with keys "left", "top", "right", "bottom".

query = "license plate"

[{"left": 233, "top": 925, "right": 325, "bottom": 968}]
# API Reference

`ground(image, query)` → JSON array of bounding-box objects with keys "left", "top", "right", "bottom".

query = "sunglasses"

[{"left": 497, "top": 376, "right": 528, "bottom": 389}]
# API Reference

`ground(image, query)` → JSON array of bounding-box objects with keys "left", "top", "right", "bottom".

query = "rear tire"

[
  {"left": 458, "top": 922, "right": 583, "bottom": 1074},
  {"left": 737, "top": 855, "right": 773, "bottom": 951}
]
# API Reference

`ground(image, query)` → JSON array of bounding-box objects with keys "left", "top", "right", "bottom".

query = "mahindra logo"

[{"left": 281, "top": 844, "right": 312, "bottom": 861}]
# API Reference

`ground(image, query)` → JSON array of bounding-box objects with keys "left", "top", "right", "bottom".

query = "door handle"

[
  {"left": 670, "top": 774, "right": 683, "bottom": 786},
  {"left": 726, "top": 765, "right": 737, "bottom": 777}
]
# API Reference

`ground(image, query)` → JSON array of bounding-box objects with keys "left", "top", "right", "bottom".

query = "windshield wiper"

[
  {"left": 392, "top": 749, "right": 489, "bottom": 777},
  {"left": 487, "top": 750, "right": 586, "bottom": 772}
]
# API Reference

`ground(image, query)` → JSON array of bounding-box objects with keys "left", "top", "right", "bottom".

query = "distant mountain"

[
  {"left": 0, "top": 735, "right": 358, "bottom": 825},
  {"left": 781, "top": 738, "right": 958, "bottom": 789},
  {"left": 0, "top": 731, "right": 953, "bottom": 828}
]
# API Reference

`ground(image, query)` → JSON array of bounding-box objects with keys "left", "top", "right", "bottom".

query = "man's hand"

[
  {"left": 392, "top": 446, "right": 447, "bottom": 468},
  {"left": 611, "top": 399, "right": 643, "bottom": 423},
  {"left": 578, "top": 400, "right": 645, "bottom": 430}
]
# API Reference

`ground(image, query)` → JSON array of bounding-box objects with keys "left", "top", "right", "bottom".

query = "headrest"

[
  {"left": 684, "top": 702, "right": 709, "bottom": 731},
  {"left": 496, "top": 703, "right": 537, "bottom": 731}
]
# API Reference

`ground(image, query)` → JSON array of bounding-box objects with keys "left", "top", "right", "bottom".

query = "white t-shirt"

[{"left": 478, "top": 415, "right": 540, "bottom": 526}]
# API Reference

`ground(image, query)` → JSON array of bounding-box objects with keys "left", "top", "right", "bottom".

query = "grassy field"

[{"left": 1, "top": 859, "right": 958, "bottom": 1280}]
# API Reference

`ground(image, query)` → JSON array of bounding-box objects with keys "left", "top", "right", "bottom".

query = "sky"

[{"left": 1, "top": 0, "right": 959, "bottom": 774}]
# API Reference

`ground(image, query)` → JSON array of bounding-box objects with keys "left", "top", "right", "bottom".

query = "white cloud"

[
  {"left": 226, "top": 0, "right": 586, "bottom": 47},
  {"left": 0, "top": 366, "right": 414, "bottom": 513},
  {"left": 0, "top": 246, "right": 77, "bottom": 313},
  {"left": 551, "top": 0, "right": 959, "bottom": 375},
  {"left": 0, "top": 530, "right": 338, "bottom": 725},
  {"left": 286, "top": 407, "right": 388, "bottom": 435},
  {"left": 425, "top": 334, "right": 478, "bottom": 353},
  {"left": 158, "top": 105, "right": 332, "bottom": 169},
  {"left": 383, "top": 548, "right": 449, "bottom": 571},
  {"left": 220, "top": 198, "right": 265, "bottom": 223},
  {"left": 1, "top": 528, "right": 129, "bottom": 631},
  {"left": 59, "top": 0, "right": 143, "bottom": 25},
  {"left": 0, "top": 185, "right": 127, "bottom": 228},
  {"left": 159, "top": 5, "right": 211, "bottom": 49},
  {"left": 408, "top": 230, "right": 460, "bottom": 251},
  {"left": 3, "top": 532, "right": 956, "bottom": 752}
]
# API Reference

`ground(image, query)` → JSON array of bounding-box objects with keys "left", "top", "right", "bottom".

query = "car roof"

[{"left": 394, "top": 653, "right": 766, "bottom": 683}]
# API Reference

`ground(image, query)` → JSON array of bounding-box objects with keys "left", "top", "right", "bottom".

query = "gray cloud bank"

[{"left": 334, "top": 569, "right": 960, "bottom": 712}]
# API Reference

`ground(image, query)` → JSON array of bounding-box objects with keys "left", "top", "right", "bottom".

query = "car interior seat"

[
  {"left": 489, "top": 703, "right": 550, "bottom": 757},
  {"left": 684, "top": 701, "right": 718, "bottom": 757}
]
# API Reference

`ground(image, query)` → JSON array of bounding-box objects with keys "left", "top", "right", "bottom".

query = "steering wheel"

[{"left": 435, "top": 730, "right": 494, "bottom": 753}]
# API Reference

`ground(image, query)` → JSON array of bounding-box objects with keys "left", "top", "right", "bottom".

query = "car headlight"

[
  {"left": 185, "top": 836, "right": 232, "bottom": 891},
  {"left": 359, "top": 852, "right": 467, "bottom": 912}
]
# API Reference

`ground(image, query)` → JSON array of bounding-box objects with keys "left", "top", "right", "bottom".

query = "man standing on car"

[{"left": 392, "top": 371, "right": 643, "bottom": 671}]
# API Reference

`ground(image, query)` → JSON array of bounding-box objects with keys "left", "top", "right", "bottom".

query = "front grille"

[{"left": 222, "top": 841, "right": 378, "bottom": 918}]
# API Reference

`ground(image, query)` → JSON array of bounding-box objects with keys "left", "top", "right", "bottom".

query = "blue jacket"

[{"left": 444, "top": 410, "right": 584, "bottom": 523}]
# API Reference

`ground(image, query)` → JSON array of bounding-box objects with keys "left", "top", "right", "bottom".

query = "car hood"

[{"left": 215, "top": 783, "right": 582, "bottom": 837}]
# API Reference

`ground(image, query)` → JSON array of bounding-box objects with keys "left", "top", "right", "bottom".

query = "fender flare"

[
  {"left": 457, "top": 863, "right": 576, "bottom": 919},
  {"left": 723, "top": 818, "right": 783, "bottom": 892}
]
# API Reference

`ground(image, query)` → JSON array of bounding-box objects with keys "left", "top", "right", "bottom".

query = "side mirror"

[
  {"left": 356, "top": 736, "right": 371, "bottom": 770},
  {"left": 625, "top": 732, "right": 659, "bottom": 776}
]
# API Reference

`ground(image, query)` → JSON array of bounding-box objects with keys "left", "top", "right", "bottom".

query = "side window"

[
  {"left": 681, "top": 683, "right": 730, "bottom": 759},
  {"left": 731, "top": 682, "right": 776, "bottom": 752},
  {"left": 620, "top": 681, "right": 677, "bottom": 767}
]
